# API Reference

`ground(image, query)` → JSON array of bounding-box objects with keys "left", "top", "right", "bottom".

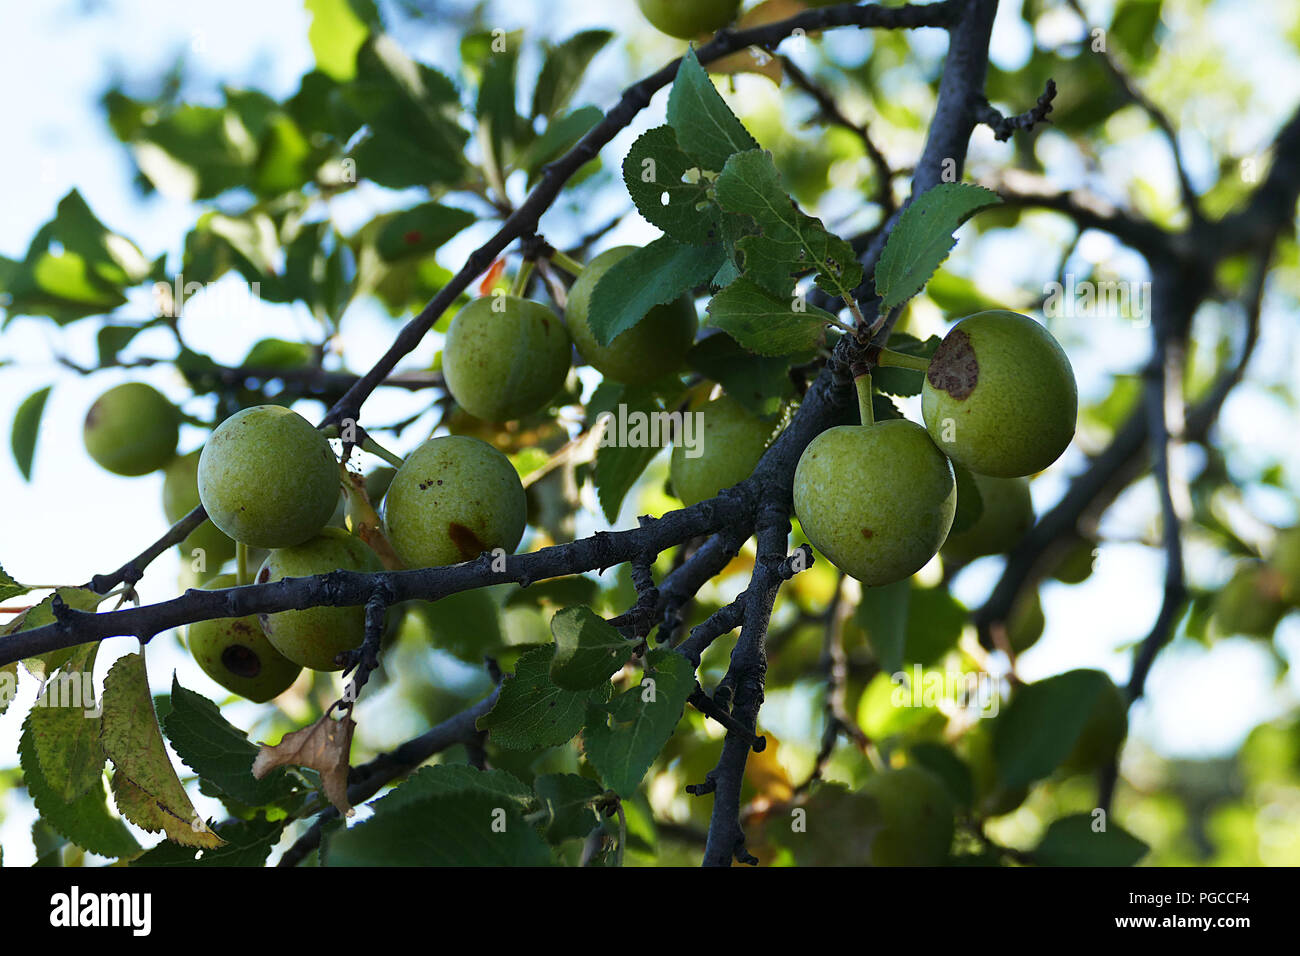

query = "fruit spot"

[
  {"left": 448, "top": 522, "right": 485, "bottom": 560},
  {"left": 403, "top": 229, "right": 423, "bottom": 245},
  {"left": 861, "top": 528, "right": 874, "bottom": 538},
  {"left": 257, "top": 566, "right": 271, "bottom": 583},
  {"left": 926, "top": 329, "right": 979, "bottom": 400},
  {"left": 222, "top": 644, "right": 262, "bottom": 678}
]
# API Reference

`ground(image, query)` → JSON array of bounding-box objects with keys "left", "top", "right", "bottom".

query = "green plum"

[
  {"left": 198, "top": 405, "right": 340, "bottom": 549},
  {"left": 922, "top": 310, "right": 1077, "bottom": 478},
  {"left": 365, "top": 466, "right": 397, "bottom": 506},
  {"left": 383, "top": 435, "right": 527, "bottom": 568},
  {"left": 669, "top": 395, "right": 775, "bottom": 506},
  {"left": 941, "top": 473, "right": 1033, "bottom": 565},
  {"left": 1063, "top": 673, "right": 1128, "bottom": 772},
  {"left": 83, "top": 382, "right": 179, "bottom": 476},
  {"left": 565, "top": 246, "right": 698, "bottom": 385},
  {"left": 163, "top": 449, "right": 236, "bottom": 580},
  {"left": 636, "top": 0, "right": 741, "bottom": 39},
  {"left": 186, "top": 574, "right": 302, "bottom": 701},
  {"left": 256, "top": 528, "right": 384, "bottom": 671},
  {"left": 442, "top": 294, "right": 571, "bottom": 421},
  {"left": 1212, "top": 561, "right": 1286, "bottom": 637},
  {"left": 860, "top": 766, "right": 955, "bottom": 866},
  {"left": 793, "top": 420, "right": 956, "bottom": 586}
]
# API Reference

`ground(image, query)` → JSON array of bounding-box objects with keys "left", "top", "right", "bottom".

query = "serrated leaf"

[
  {"left": 325, "top": 787, "right": 554, "bottom": 866},
  {"left": 874, "top": 183, "right": 1002, "bottom": 313},
  {"left": 686, "top": 332, "right": 797, "bottom": 418},
  {"left": 27, "top": 641, "right": 103, "bottom": 802},
  {"left": 531, "top": 29, "right": 613, "bottom": 119},
  {"left": 11, "top": 385, "right": 52, "bottom": 481},
  {"left": 871, "top": 393, "right": 904, "bottom": 422},
  {"left": 666, "top": 48, "right": 760, "bottom": 172},
  {"left": 374, "top": 202, "right": 475, "bottom": 261},
  {"left": 4, "top": 587, "right": 104, "bottom": 680},
  {"left": 371, "top": 764, "right": 532, "bottom": 815},
  {"left": 591, "top": 384, "right": 673, "bottom": 525},
  {"left": 550, "top": 606, "right": 635, "bottom": 690},
  {"left": 19, "top": 717, "right": 140, "bottom": 859},
  {"left": 0, "top": 561, "right": 28, "bottom": 604},
  {"left": 0, "top": 661, "right": 16, "bottom": 716},
  {"left": 162, "top": 676, "right": 301, "bottom": 808},
  {"left": 476, "top": 644, "right": 609, "bottom": 749},
  {"left": 706, "top": 277, "right": 832, "bottom": 356},
  {"left": 587, "top": 237, "right": 720, "bottom": 347},
  {"left": 992, "top": 669, "right": 1113, "bottom": 789},
  {"left": 623, "top": 126, "right": 720, "bottom": 245},
  {"left": 714, "top": 149, "right": 862, "bottom": 302},
  {"left": 132, "top": 814, "right": 285, "bottom": 867},
  {"left": 1033, "top": 814, "right": 1148, "bottom": 866},
  {"left": 100, "top": 653, "right": 222, "bottom": 848},
  {"left": 949, "top": 461, "right": 984, "bottom": 536},
  {"left": 582, "top": 650, "right": 694, "bottom": 797},
  {"left": 534, "top": 773, "right": 602, "bottom": 843}
]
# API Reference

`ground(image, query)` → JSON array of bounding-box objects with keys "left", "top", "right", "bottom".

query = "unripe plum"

[
  {"left": 256, "top": 528, "right": 384, "bottom": 671},
  {"left": 922, "top": 310, "right": 1077, "bottom": 478},
  {"left": 860, "top": 766, "right": 955, "bottom": 866},
  {"left": 383, "top": 435, "right": 527, "bottom": 568},
  {"left": 635, "top": 0, "right": 741, "bottom": 39},
  {"left": 565, "top": 246, "right": 697, "bottom": 385},
  {"left": 83, "top": 382, "right": 179, "bottom": 476},
  {"left": 186, "top": 574, "right": 302, "bottom": 701},
  {"left": 442, "top": 294, "right": 571, "bottom": 421},
  {"left": 941, "top": 473, "right": 1033, "bottom": 565},
  {"left": 793, "top": 420, "right": 955, "bottom": 586},
  {"left": 198, "top": 405, "right": 339, "bottom": 549},
  {"left": 669, "top": 395, "right": 774, "bottom": 506},
  {"left": 163, "top": 449, "right": 236, "bottom": 579}
]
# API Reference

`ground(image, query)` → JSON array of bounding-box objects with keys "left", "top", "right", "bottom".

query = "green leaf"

[
  {"left": 371, "top": 764, "right": 533, "bottom": 814},
  {"left": 949, "top": 461, "right": 984, "bottom": 536},
  {"left": 550, "top": 606, "right": 635, "bottom": 690},
  {"left": 476, "top": 644, "right": 609, "bottom": 749},
  {"left": 591, "top": 384, "right": 671, "bottom": 524},
  {"left": 26, "top": 641, "right": 103, "bottom": 802},
  {"left": 706, "top": 277, "right": 832, "bottom": 356},
  {"left": 19, "top": 717, "right": 140, "bottom": 859},
  {"left": 857, "top": 578, "right": 910, "bottom": 676},
  {"left": 475, "top": 30, "right": 524, "bottom": 160},
  {"left": 403, "top": 589, "right": 504, "bottom": 664},
  {"left": 1033, "top": 814, "right": 1149, "bottom": 866},
  {"left": 907, "top": 743, "right": 975, "bottom": 809},
  {"left": 666, "top": 48, "right": 759, "bottom": 172},
  {"left": 374, "top": 202, "right": 475, "bottom": 261},
  {"left": 520, "top": 106, "right": 602, "bottom": 183},
  {"left": 713, "top": 150, "right": 863, "bottom": 302},
  {"left": 326, "top": 788, "right": 554, "bottom": 866},
  {"left": 873, "top": 183, "right": 1002, "bottom": 313},
  {"left": 162, "top": 677, "right": 301, "bottom": 808},
  {"left": 96, "top": 324, "right": 146, "bottom": 367},
  {"left": 132, "top": 814, "right": 285, "bottom": 867},
  {"left": 0, "top": 562, "right": 25, "bottom": 604},
  {"left": 531, "top": 30, "right": 613, "bottom": 119},
  {"left": 305, "top": 0, "right": 375, "bottom": 81},
  {"left": 686, "top": 332, "right": 797, "bottom": 418},
  {"left": 11, "top": 385, "right": 51, "bottom": 481},
  {"left": 533, "top": 773, "right": 603, "bottom": 843},
  {"left": 582, "top": 650, "right": 695, "bottom": 797},
  {"left": 587, "top": 237, "right": 721, "bottom": 347},
  {"left": 992, "top": 669, "right": 1114, "bottom": 789},
  {"left": 0, "top": 661, "right": 16, "bottom": 716},
  {"left": 902, "top": 585, "right": 966, "bottom": 667},
  {"left": 623, "top": 126, "right": 720, "bottom": 246},
  {"left": 253, "top": 113, "right": 315, "bottom": 197}
]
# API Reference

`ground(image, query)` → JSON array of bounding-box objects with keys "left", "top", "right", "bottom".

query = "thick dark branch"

[
  {"left": 1216, "top": 105, "right": 1300, "bottom": 254},
  {"left": 973, "top": 78, "right": 1056, "bottom": 141}
]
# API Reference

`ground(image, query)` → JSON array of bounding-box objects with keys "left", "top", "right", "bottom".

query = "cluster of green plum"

[
  {"left": 441, "top": 245, "right": 779, "bottom": 505},
  {"left": 1211, "top": 525, "right": 1300, "bottom": 638},
  {"left": 794, "top": 311, "right": 1078, "bottom": 599}
]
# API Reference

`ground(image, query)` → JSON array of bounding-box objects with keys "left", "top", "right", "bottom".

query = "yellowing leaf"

[{"left": 100, "top": 652, "right": 222, "bottom": 848}]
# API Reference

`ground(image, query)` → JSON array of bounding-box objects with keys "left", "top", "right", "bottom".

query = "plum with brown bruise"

[
  {"left": 186, "top": 574, "right": 301, "bottom": 701},
  {"left": 922, "top": 311, "right": 1077, "bottom": 478},
  {"left": 382, "top": 435, "right": 527, "bottom": 569}
]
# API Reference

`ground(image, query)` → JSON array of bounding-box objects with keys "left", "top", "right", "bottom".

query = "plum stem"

[
  {"left": 509, "top": 259, "right": 535, "bottom": 297},
  {"left": 875, "top": 347, "right": 931, "bottom": 372},
  {"left": 547, "top": 249, "right": 585, "bottom": 277},
  {"left": 360, "top": 434, "right": 406, "bottom": 469},
  {"left": 855, "top": 372, "right": 875, "bottom": 427}
]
